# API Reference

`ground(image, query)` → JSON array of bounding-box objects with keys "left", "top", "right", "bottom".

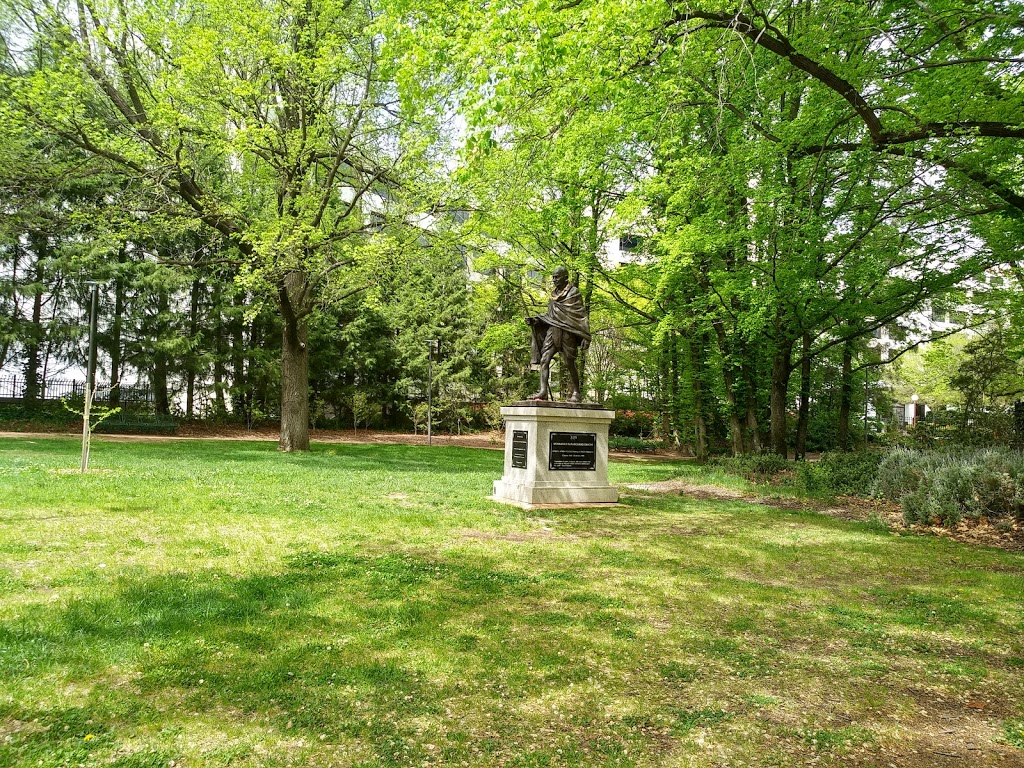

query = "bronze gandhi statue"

[{"left": 526, "top": 266, "right": 591, "bottom": 402}]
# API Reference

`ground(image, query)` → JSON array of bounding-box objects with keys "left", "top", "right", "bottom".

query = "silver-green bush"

[{"left": 873, "top": 448, "right": 1024, "bottom": 526}]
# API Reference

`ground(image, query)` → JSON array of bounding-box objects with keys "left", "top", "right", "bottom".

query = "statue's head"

[{"left": 552, "top": 266, "right": 569, "bottom": 289}]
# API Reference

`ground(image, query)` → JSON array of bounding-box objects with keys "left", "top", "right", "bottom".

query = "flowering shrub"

[{"left": 610, "top": 410, "right": 656, "bottom": 438}]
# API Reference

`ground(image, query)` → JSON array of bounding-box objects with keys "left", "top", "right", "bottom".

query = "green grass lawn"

[{"left": 1, "top": 436, "right": 1022, "bottom": 768}]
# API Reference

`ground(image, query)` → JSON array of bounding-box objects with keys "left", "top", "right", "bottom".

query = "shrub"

[
  {"left": 875, "top": 448, "right": 941, "bottom": 501},
  {"left": 874, "top": 447, "right": 1024, "bottom": 527},
  {"left": 930, "top": 462, "right": 975, "bottom": 526},
  {"left": 793, "top": 461, "right": 825, "bottom": 495},
  {"left": 901, "top": 484, "right": 932, "bottom": 527},
  {"left": 791, "top": 451, "right": 883, "bottom": 497},
  {"left": 609, "top": 436, "right": 659, "bottom": 453},
  {"left": 710, "top": 454, "right": 790, "bottom": 483},
  {"left": 969, "top": 451, "right": 1024, "bottom": 520},
  {"left": 610, "top": 410, "right": 656, "bottom": 438}
]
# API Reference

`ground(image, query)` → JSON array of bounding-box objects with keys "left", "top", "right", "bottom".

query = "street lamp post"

[
  {"left": 81, "top": 282, "right": 100, "bottom": 473},
  {"left": 911, "top": 393, "right": 919, "bottom": 429},
  {"left": 864, "top": 376, "right": 870, "bottom": 449},
  {"left": 426, "top": 339, "right": 437, "bottom": 446}
]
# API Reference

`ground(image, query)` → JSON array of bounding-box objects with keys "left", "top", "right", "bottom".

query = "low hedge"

[
  {"left": 608, "top": 436, "right": 660, "bottom": 453},
  {"left": 874, "top": 448, "right": 1024, "bottom": 527}
]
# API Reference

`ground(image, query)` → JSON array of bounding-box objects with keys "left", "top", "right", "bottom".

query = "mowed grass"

[{"left": 0, "top": 437, "right": 1022, "bottom": 768}]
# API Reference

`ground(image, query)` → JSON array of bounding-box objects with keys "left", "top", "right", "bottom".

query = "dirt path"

[
  {"left": 0, "top": 427, "right": 683, "bottom": 461},
  {"left": 0, "top": 427, "right": 507, "bottom": 449}
]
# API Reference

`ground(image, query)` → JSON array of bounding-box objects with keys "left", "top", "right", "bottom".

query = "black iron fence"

[{"left": 0, "top": 377, "right": 153, "bottom": 404}]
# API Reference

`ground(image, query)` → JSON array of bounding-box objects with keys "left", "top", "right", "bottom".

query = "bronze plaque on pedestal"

[
  {"left": 549, "top": 432, "right": 597, "bottom": 471},
  {"left": 511, "top": 430, "right": 528, "bottom": 469}
]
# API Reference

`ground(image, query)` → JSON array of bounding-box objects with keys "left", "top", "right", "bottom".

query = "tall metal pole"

[
  {"left": 863, "top": 375, "right": 869, "bottom": 449},
  {"left": 81, "top": 284, "right": 99, "bottom": 473},
  {"left": 87, "top": 284, "right": 99, "bottom": 391},
  {"left": 426, "top": 339, "right": 435, "bottom": 446}
]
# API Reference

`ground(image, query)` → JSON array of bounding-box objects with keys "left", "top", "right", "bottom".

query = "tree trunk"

[
  {"left": 230, "top": 291, "right": 247, "bottom": 417},
  {"left": 153, "top": 290, "right": 170, "bottom": 416},
  {"left": 576, "top": 196, "right": 600, "bottom": 392},
  {"left": 690, "top": 333, "right": 708, "bottom": 463},
  {"left": 23, "top": 258, "right": 44, "bottom": 405},
  {"left": 1014, "top": 400, "right": 1023, "bottom": 449},
  {"left": 794, "top": 334, "right": 812, "bottom": 460},
  {"left": 185, "top": 277, "right": 201, "bottom": 418},
  {"left": 770, "top": 341, "right": 793, "bottom": 458},
  {"left": 0, "top": 241, "right": 22, "bottom": 371},
  {"left": 670, "top": 331, "right": 680, "bottom": 446},
  {"left": 211, "top": 283, "right": 227, "bottom": 413},
  {"left": 659, "top": 340, "right": 671, "bottom": 441},
  {"left": 279, "top": 271, "right": 311, "bottom": 452},
  {"left": 746, "top": 393, "right": 761, "bottom": 454},
  {"left": 279, "top": 315, "right": 310, "bottom": 451},
  {"left": 742, "top": 351, "right": 761, "bottom": 453},
  {"left": 838, "top": 340, "right": 853, "bottom": 451},
  {"left": 713, "top": 322, "right": 745, "bottom": 456}
]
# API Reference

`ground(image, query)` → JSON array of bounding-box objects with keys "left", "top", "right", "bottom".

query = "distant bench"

[{"left": 94, "top": 413, "right": 178, "bottom": 435}]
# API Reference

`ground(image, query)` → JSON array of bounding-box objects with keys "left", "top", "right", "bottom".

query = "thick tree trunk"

[
  {"left": 279, "top": 271, "right": 311, "bottom": 452},
  {"left": 746, "top": 394, "right": 761, "bottom": 454},
  {"left": 838, "top": 341, "right": 853, "bottom": 451},
  {"left": 713, "top": 322, "right": 745, "bottom": 456},
  {"left": 794, "top": 334, "right": 812, "bottom": 460},
  {"left": 279, "top": 315, "right": 310, "bottom": 451},
  {"left": 770, "top": 342, "right": 793, "bottom": 458}
]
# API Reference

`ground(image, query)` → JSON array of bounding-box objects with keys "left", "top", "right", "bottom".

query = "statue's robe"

[
  {"left": 540, "top": 284, "right": 591, "bottom": 342},
  {"left": 528, "top": 284, "right": 591, "bottom": 368}
]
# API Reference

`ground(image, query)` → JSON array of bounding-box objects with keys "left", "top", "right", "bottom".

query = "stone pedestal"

[{"left": 492, "top": 402, "right": 618, "bottom": 507}]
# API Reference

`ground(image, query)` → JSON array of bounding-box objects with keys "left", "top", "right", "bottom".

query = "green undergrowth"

[{"left": 0, "top": 436, "right": 1022, "bottom": 767}]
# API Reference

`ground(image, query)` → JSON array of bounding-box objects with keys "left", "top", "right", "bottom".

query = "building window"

[{"left": 619, "top": 234, "right": 642, "bottom": 252}]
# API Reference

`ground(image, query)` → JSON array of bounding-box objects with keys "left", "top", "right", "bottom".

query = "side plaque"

[
  {"left": 549, "top": 432, "right": 597, "bottom": 471},
  {"left": 511, "top": 430, "right": 529, "bottom": 469}
]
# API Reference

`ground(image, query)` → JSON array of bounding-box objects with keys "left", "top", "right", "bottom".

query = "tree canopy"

[{"left": 1, "top": 0, "right": 1021, "bottom": 453}]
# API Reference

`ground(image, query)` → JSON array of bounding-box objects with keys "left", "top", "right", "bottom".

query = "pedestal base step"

[
  {"left": 492, "top": 479, "right": 618, "bottom": 506},
  {"left": 487, "top": 496, "right": 623, "bottom": 510}
]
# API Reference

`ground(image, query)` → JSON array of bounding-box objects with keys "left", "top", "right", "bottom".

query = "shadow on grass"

[
  {"left": 0, "top": 549, "right": 660, "bottom": 766},
  {"left": 2, "top": 457, "right": 1024, "bottom": 767}
]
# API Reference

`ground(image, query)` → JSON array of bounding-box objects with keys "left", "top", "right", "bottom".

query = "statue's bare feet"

[
  {"left": 566, "top": 392, "right": 581, "bottom": 403},
  {"left": 528, "top": 391, "right": 549, "bottom": 401}
]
